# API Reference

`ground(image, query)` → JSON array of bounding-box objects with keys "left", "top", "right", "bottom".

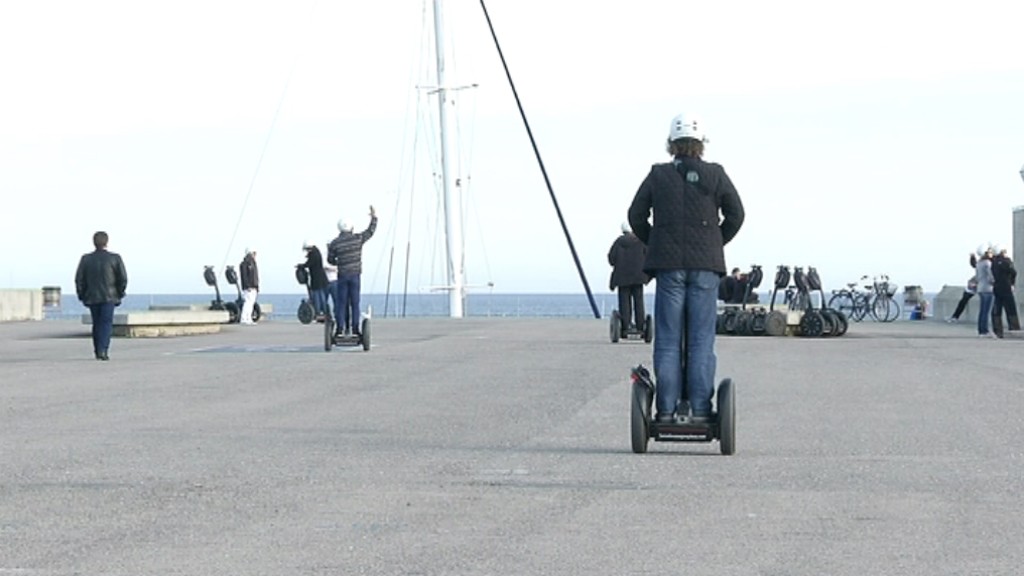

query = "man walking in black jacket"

[{"left": 75, "top": 231, "right": 128, "bottom": 360}]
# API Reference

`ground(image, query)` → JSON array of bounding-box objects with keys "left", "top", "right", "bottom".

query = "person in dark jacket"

[
  {"left": 239, "top": 248, "right": 259, "bottom": 325},
  {"left": 990, "top": 244, "right": 1019, "bottom": 337},
  {"left": 947, "top": 252, "right": 978, "bottom": 323},
  {"left": 75, "top": 231, "right": 128, "bottom": 360},
  {"left": 628, "top": 113, "right": 745, "bottom": 424},
  {"left": 301, "top": 240, "right": 330, "bottom": 319},
  {"left": 327, "top": 205, "right": 377, "bottom": 336},
  {"left": 608, "top": 221, "right": 649, "bottom": 337}
]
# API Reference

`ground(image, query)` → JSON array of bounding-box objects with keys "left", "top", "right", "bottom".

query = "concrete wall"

[
  {"left": 0, "top": 289, "right": 44, "bottom": 322},
  {"left": 932, "top": 285, "right": 1024, "bottom": 323},
  {"left": 1014, "top": 207, "right": 1023, "bottom": 292}
]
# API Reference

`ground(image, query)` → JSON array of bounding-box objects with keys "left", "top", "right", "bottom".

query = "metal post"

[{"left": 433, "top": 0, "right": 465, "bottom": 318}]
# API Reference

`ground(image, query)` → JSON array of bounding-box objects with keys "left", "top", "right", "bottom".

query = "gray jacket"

[{"left": 975, "top": 258, "right": 995, "bottom": 294}]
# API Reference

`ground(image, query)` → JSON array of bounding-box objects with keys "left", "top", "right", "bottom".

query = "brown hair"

[
  {"left": 667, "top": 138, "right": 704, "bottom": 159},
  {"left": 93, "top": 231, "right": 109, "bottom": 249}
]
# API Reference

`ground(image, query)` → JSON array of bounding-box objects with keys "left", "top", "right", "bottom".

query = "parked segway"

[
  {"left": 204, "top": 265, "right": 260, "bottom": 324},
  {"left": 792, "top": 267, "right": 827, "bottom": 337},
  {"left": 294, "top": 265, "right": 316, "bottom": 325},
  {"left": 807, "top": 266, "right": 847, "bottom": 336},
  {"left": 764, "top": 265, "right": 791, "bottom": 336},
  {"left": 323, "top": 301, "right": 371, "bottom": 352},
  {"left": 732, "top": 265, "right": 766, "bottom": 336},
  {"left": 630, "top": 365, "right": 735, "bottom": 455},
  {"left": 223, "top": 265, "right": 261, "bottom": 324},
  {"left": 203, "top": 265, "right": 229, "bottom": 316},
  {"left": 609, "top": 309, "right": 653, "bottom": 343}
]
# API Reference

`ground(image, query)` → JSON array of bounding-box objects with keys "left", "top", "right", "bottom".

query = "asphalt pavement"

[{"left": 1, "top": 316, "right": 1021, "bottom": 575}]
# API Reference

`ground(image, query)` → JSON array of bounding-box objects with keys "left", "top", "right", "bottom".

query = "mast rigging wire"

[{"left": 478, "top": 0, "right": 601, "bottom": 319}]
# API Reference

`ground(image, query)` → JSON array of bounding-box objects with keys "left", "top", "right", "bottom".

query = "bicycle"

[
  {"left": 827, "top": 275, "right": 872, "bottom": 322},
  {"left": 870, "top": 274, "right": 900, "bottom": 323}
]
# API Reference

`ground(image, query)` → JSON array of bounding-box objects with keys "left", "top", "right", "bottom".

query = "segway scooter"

[
  {"left": 609, "top": 309, "right": 653, "bottom": 343},
  {"left": 731, "top": 264, "right": 767, "bottom": 336},
  {"left": 763, "top": 265, "right": 791, "bottom": 336},
  {"left": 204, "top": 265, "right": 261, "bottom": 324},
  {"left": 807, "top": 266, "right": 847, "bottom": 336},
  {"left": 323, "top": 301, "right": 371, "bottom": 352},
  {"left": 224, "top": 265, "right": 262, "bottom": 324},
  {"left": 294, "top": 265, "right": 316, "bottom": 325},
  {"left": 629, "top": 364, "right": 735, "bottom": 455}
]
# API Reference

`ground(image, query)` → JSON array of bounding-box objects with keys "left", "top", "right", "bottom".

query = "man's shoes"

[
  {"left": 946, "top": 317, "right": 958, "bottom": 323},
  {"left": 95, "top": 350, "right": 109, "bottom": 361},
  {"left": 687, "top": 414, "right": 711, "bottom": 425},
  {"left": 654, "top": 413, "right": 678, "bottom": 424}
]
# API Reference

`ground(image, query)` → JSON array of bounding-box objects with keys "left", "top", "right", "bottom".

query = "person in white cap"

[
  {"left": 627, "top": 112, "right": 745, "bottom": 424},
  {"left": 607, "top": 221, "right": 648, "bottom": 338},
  {"left": 239, "top": 247, "right": 259, "bottom": 325},
  {"left": 301, "top": 240, "right": 330, "bottom": 320},
  {"left": 327, "top": 205, "right": 377, "bottom": 336}
]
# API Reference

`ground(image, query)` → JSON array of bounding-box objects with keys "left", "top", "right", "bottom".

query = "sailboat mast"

[{"left": 432, "top": 0, "right": 465, "bottom": 318}]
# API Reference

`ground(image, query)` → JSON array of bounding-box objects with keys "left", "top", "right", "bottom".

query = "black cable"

[{"left": 478, "top": 0, "right": 601, "bottom": 319}]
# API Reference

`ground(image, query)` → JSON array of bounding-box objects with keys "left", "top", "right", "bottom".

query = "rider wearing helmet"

[
  {"left": 628, "top": 113, "right": 745, "bottom": 424},
  {"left": 327, "top": 205, "right": 377, "bottom": 336}
]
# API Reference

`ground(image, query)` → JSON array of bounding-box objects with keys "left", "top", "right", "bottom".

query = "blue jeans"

[
  {"left": 978, "top": 292, "right": 994, "bottom": 334},
  {"left": 88, "top": 302, "right": 116, "bottom": 356},
  {"left": 653, "top": 269, "right": 720, "bottom": 417},
  {"left": 334, "top": 273, "right": 362, "bottom": 333},
  {"left": 311, "top": 287, "right": 328, "bottom": 316}
]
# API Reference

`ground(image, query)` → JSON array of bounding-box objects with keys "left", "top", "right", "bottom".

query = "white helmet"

[
  {"left": 668, "top": 113, "right": 707, "bottom": 143},
  {"left": 621, "top": 221, "right": 631, "bottom": 234},
  {"left": 302, "top": 239, "right": 313, "bottom": 249},
  {"left": 992, "top": 243, "right": 1005, "bottom": 254},
  {"left": 337, "top": 219, "right": 353, "bottom": 232}
]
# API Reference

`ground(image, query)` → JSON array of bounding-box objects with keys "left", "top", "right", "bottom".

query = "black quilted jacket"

[{"left": 627, "top": 156, "right": 744, "bottom": 276}]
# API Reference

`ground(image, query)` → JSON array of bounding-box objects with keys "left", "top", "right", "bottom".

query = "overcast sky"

[{"left": 2, "top": 0, "right": 1023, "bottom": 298}]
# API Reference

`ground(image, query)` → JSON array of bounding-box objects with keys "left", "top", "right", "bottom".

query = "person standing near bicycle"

[
  {"left": 628, "top": 112, "right": 745, "bottom": 425},
  {"left": 975, "top": 245, "right": 997, "bottom": 338}
]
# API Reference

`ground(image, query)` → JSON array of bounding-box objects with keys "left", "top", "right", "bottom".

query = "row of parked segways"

[
  {"left": 203, "top": 265, "right": 262, "bottom": 324},
  {"left": 717, "top": 265, "right": 848, "bottom": 337}
]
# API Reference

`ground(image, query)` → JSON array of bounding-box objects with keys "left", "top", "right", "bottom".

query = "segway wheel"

[
  {"left": 224, "top": 302, "right": 240, "bottom": 324},
  {"left": 765, "top": 310, "right": 787, "bottom": 336},
  {"left": 717, "top": 378, "right": 735, "bottom": 455},
  {"left": 630, "top": 381, "right": 652, "bottom": 454},
  {"left": 750, "top": 310, "right": 767, "bottom": 335},
  {"left": 360, "top": 318, "right": 371, "bottom": 351},
  {"left": 324, "top": 316, "right": 334, "bottom": 352},
  {"left": 735, "top": 310, "right": 753, "bottom": 336},
  {"left": 643, "top": 314, "right": 653, "bottom": 343},
  {"left": 251, "top": 302, "right": 262, "bottom": 323},
  {"left": 610, "top": 310, "right": 621, "bottom": 343},
  {"left": 297, "top": 300, "right": 315, "bottom": 325},
  {"left": 799, "top": 310, "right": 825, "bottom": 337},
  {"left": 833, "top": 310, "right": 849, "bottom": 336}
]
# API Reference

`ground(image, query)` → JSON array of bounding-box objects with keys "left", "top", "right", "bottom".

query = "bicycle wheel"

[
  {"left": 872, "top": 295, "right": 900, "bottom": 323},
  {"left": 827, "top": 292, "right": 855, "bottom": 320},
  {"left": 848, "top": 294, "right": 869, "bottom": 322}
]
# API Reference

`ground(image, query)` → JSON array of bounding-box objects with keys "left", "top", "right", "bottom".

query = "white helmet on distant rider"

[
  {"left": 337, "top": 219, "right": 353, "bottom": 233},
  {"left": 668, "top": 113, "right": 708, "bottom": 143}
]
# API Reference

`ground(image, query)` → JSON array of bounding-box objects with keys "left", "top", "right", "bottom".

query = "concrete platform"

[
  {"left": 81, "top": 309, "right": 230, "bottom": 337},
  {"left": 1, "top": 317, "right": 1022, "bottom": 575}
]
